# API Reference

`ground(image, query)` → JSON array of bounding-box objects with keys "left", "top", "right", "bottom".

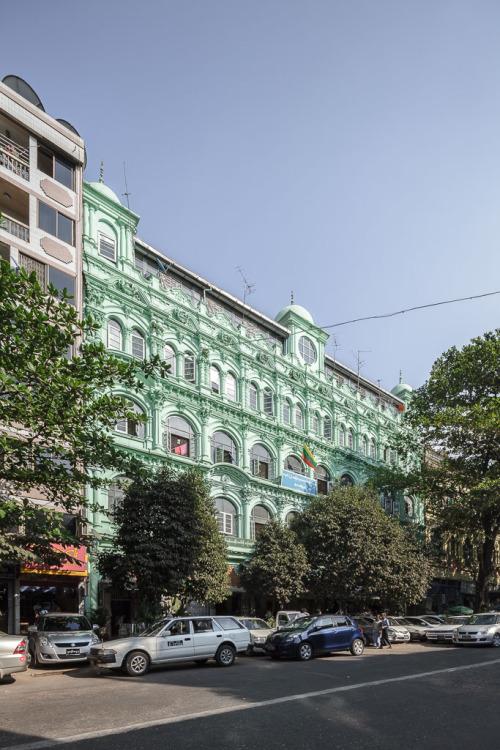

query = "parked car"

[
  {"left": 0, "top": 632, "right": 29, "bottom": 680},
  {"left": 265, "top": 614, "right": 364, "bottom": 661},
  {"left": 425, "top": 617, "right": 470, "bottom": 643},
  {"left": 235, "top": 617, "right": 275, "bottom": 655},
  {"left": 352, "top": 616, "right": 376, "bottom": 644},
  {"left": 404, "top": 615, "right": 444, "bottom": 629},
  {"left": 391, "top": 617, "right": 428, "bottom": 642},
  {"left": 28, "top": 613, "right": 100, "bottom": 667},
  {"left": 275, "top": 611, "right": 303, "bottom": 629},
  {"left": 452, "top": 612, "right": 500, "bottom": 647},
  {"left": 89, "top": 616, "right": 250, "bottom": 676},
  {"left": 353, "top": 616, "right": 410, "bottom": 644}
]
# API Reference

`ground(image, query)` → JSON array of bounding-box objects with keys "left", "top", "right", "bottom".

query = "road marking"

[{"left": 5, "top": 657, "right": 500, "bottom": 750}]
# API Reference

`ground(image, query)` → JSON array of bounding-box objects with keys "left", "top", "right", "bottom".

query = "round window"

[{"left": 298, "top": 336, "right": 316, "bottom": 364}]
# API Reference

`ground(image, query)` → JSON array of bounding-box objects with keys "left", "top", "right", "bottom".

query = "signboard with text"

[
  {"left": 21, "top": 544, "right": 88, "bottom": 577},
  {"left": 281, "top": 470, "right": 317, "bottom": 495}
]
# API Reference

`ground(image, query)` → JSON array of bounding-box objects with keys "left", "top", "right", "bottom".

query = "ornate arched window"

[
  {"left": 249, "top": 383, "right": 258, "bottom": 410},
  {"left": 251, "top": 505, "right": 271, "bottom": 539},
  {"left": 163, "top": 344, "right": 176, "bottom": 376},
  {"left": 295, "top": 406, "right": 303, "bottom": 429},
  {"left": 131, "top": 329, "right": 145, "bottom": 359},
  {"left": 107, "top": 319, "right": 122, "bottom": 350},
  {"left": 210, "top": 365, "right": 221, "bottom": 394},
  {"left": 284, "top": 455, "right": 303, "bottom": 475},
  {"left": 315, "top": 465, "right": 331, "bottom": 495},
  {"left": 323, "top": 417, "right": 332, "bottom": 439},
  {"left": 107, "top": 476, "right": 131, "bottom": 518},
  {"left": 340, "top": 473, "right": 354, "bottom": 487},
  {"left": 184, "top": 353, "right": 196, "bottom": 382},
  {"left": 285, "top": 511, "right": 297, "bottom": 528},
  {"left": 164, "top": 416, "right": 195, "bottom": 457},
  {"left": 250, "top": 444, "right": 273, "bottom": 480},
  {"left": 347, "top": 430, "right": 354, "bottom": 450},
  {"left": 339, "top": 425, "right": 345, "bottom": 446},
  {"left": 225, "top": 373, "right": 237, "bottom": 401},
  {"left": 115, "top": 401, "right": 146, "bottom": 439},
  {"left": 215, "top": 498, "right": 237, "bottom": 536},
  {"left": 312, "top": 413, "right": 319, "bottom": 434},
  {"left": 211, "top": 432, "right": 237, "bottom": 464},
  {"left": 362, "top": 436, "right": 368, "bottom": 456},
  {"left": 283, "top": 400, "right": 291, "bottom": 424},
  {"left": 370, "top": 440, "right": 376, "bottom": 459},
  {"left": 263, "top": 388, "right": 274, "bottom": 415}
]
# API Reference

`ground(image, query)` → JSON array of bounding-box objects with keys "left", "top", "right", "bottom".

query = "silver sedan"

[
  {"left": 453, "top": 612, "right": 500, "bottom": 647},
  {"left": 28, "top": 613, "right": 100, "bottom": 667},
  {"left": 0, "top": 631, "right": 29, "bottom": 680}
]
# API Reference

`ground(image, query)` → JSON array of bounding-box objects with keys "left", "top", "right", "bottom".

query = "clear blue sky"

[{"left": 5, "top": 1, "right": 500, "bottom": 391}]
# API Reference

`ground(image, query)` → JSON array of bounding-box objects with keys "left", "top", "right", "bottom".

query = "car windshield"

[
  {"left": 393, "top": 618, "right": 411, "bottom": 626},
  {"left": 447, "top": 617, "right": 469, "bottom": 625},
  {"left": 39, "top": 615, "right": 91, "bottom": 632},
  {"left": 468, "top": 614, "right": 498, "bottom": 626},
  {"left": 424, "top": 617, "right": 442, "bottom": 624},
  {"left": 240, "top": 619, "right": 269, "bottom": 630},
  {"left": 138, "top": 619, "right": 170, "bottom": 637},
  {"left": 281, "top": 616, "right": 316, "bottom": 631}
]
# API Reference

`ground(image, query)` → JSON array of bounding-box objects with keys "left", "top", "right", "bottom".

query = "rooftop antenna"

[
  {"left": 291, "top": 290, "right": 294, "bottom": 304},
  {"left": 352, "top": 350, "right": 372, "bottom": 389},
  {"left": 122, "top": 162, "right": 131, "bottom": 210},
  {"left": 235, "top": 266, "right": 256, "bottom": 306},
  {"left": 331, "top": 334, "right": 340, "bottom": 362},
  {"left": 99, "top": 161, "right": 104, "bottom": 182}
]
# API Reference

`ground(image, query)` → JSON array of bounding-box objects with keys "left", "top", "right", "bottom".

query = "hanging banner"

[{"left": 21, "top": 544, "right": 88, "bottom": 577}]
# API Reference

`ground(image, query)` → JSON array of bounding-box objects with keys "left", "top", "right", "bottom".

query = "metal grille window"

[
  {"left": 249, "top": 383, "right": 258, "bottom": 410},
  {"left": 251, "top": 505, "right": 271, "bottom": 540},
  {"left": 163, "top": 344, "right": 176, "bottom": 376},
  {"left": 285, "top": 455, "right": 303, "bottom": 475},
  {"left": 225, "top": 373, "right": 237, "bottom": 401},
  {"left": 19, "top": 252, "right": 46, "bottom": 286},
  {"left": 38, "top": 201, "right": 74, "bottom": 245},
  {"left": 98, "top": 232, "right": 116, "bottom": 262},
  {"left": 250, "top": 444, "right": 273, "bottom": 480},
  {"left": 115, "top": 401, "right": 146, "bottom": 439},
  {"left": 210, "top": 365, "right": 221, "bottom": 394},
  {"left": 107, "top": 320, "right": 122, "bottom": 350},
  {"left": 295, "top": 406, "right": 303, "bottom": 429},
  {"left": 283, "top": 401, "right": 290, "bottom": 423},
  {"left": 263, "top": 388, "right": 274, "bottom": 415},
  {"left": 323, "top": 417, "right": 332, "bottom": 439},
  {"left": 312, "top": 413, "right": 319, "bottom": 434},
  {"left": 184, "top": 354, "right": 196, "bottom": 382},
  {"left": 215, "top": 498, "right": 236, "bottom": 536},
  {"left": 211, "top": 432, "right": 237, "bottom": 464},
  {"left": 131, "top": 330, "right": 145, "bottom": 359},
  {"left": 315, "top": 465, "right": 331, "bottom": 495},
  {"left": 298, "top": 336, "right": 316, "bottom": 364},
  {"left": 165, "top": 416, "right": 194, "bottom": 457}
]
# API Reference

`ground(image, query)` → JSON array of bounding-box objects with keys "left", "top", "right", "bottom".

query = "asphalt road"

[{"left": 1, "top": 642, "right": 499, "bottom": 749}]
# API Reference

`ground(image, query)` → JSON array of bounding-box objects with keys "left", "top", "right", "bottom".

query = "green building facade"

[{"left": 82, "top": 178, "right": 417, "bottom": 621}]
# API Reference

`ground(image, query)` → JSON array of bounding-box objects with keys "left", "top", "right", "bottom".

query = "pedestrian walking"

[
  {"left": 379, "top": 613, "right": 392, "bottom": 649},
  {"left": 372, "top": 614, "right": 382, "bottom": 648}
]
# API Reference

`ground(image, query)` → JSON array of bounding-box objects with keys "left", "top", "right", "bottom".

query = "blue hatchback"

[{"left": 265, "top": 614, "right": 365, "bottom": 661}]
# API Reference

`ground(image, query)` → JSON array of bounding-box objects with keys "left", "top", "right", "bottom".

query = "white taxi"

[{"left": 89, "top": 616, "right": 250, "bottom": 676}]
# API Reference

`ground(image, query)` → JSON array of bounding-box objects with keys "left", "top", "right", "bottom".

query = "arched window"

[
  {"left": 295, "top": 406, "right": 303, "bottom": 429},
  {"left": 164, "top": 416, "right": 195, "bottom": 457},
  {"left": 211, "top": 432, "right": 237, "bottom": 464},
  {"left": 298, "top": 336, "right": 316, "bottom": 364},
  {"left": 340, "top": 473, "right": 354, "bottom": 487},
  {"left": 210, "top": 365, "right": 221, "bottom": 394},
  {"left": 404, "top": 496, "right": 414, "bottom": 517},
  {"left": 283, "top": 401, "right": 291, "bottom": 424},
  {"left": 323, "top": 417, "right": 332, "bottom": 439},
  {"left": 107, "top": 319, "right": 122, "bottom": 350},
  {"left": 285, "top": 455, "right": 303, "bottom": 475},
  {"left": 225, "top": 373, "right": 237, "bottom": 401},
  {"left": 163, "top": 344, "right": 176, "bottom": 376},
  {"left": 315, "top": 465, "right": 331, "bottom": 495},
  {"left": 249, "top": 383, "right": 258, "bottom": 410},
  {"left": 339, "top": 426, "right": 345, "bottom": 446},
  {"left": 250, "top": 444, "right": 273, "bottom": 480},
  {"left": 215, "top": 498, "right": 237, "bottom": 536},
  {"left": 263, "top": 388, "right": 274, "bottom": 415},
  {"left": 184, "top": 353, "right": 196, "bottom": 382},
  {"left": 251, "top": 505, "right": 271, "bottom": 539},
  {"left": 348, "top": 430, "right": 354, "bottom": 450},
  {"left": 370, "top": 440, "right": 376, "bottom": 459},
  {"left": 285, "top": 511, "right": 297, "bottom": 528},
  {"left": 312, "top": 413, "right": 319, "bottom": 434},
  {"left": 362, "top": 436, "right": 367, "bottom": 456},
  {"left": 116, "top": 401, "right": 145, "bottom": 439},
  {"left": 107, "top": 476, "right": 131, "bottom": 518},
  {"left": 131, "top": 330, "right": 145, "bottom": 359}
]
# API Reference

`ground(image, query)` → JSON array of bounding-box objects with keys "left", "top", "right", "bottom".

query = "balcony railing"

[
  {"left": 1, "top": 213, "right": 29, "bottom": 242},
  {"left": 0, "top": 134, "right": 29, "bottom": 181}
]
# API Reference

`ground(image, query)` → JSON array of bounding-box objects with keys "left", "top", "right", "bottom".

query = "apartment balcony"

[
  {"left": 0, "top": 132, "right": 29, "bottom": 181},
  {"left": 0, "top": 178, "right": 30, "bottom": 243}
]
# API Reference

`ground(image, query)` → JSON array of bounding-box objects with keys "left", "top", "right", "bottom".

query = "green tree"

[
  {"left": 98, "top": 466, "right": 229, "bottom": 621},
  {"left": 292, "top": 483, "right": 432, "bottom": 612},
  {"left": 0, "top": 261, "right": 168, "bottom": 566},
  {"left": 374, "top": 330, "right": 500, "bottom": 611},
  {"left": 239, "top": 520, "right": 310, "bottom": 613}
]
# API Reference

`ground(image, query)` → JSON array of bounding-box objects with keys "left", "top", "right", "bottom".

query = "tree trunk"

[{"left": 473, "top": 530, "right": 497, "bottom": 612}]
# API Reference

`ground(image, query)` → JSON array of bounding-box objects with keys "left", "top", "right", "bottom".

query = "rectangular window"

[
  {"left": 283, "top": 402, "right": 290, "bottom": 423},
  {"left": 217, "top": 512, "right": 233, "bottom": 535},
  {"left": 99, "top": 233, "right": 116, "bottom": 262},
  {"left": 131, "top": 333, "right": 145, "bottom": 359},
  {"left": 184, "top": 355, "right": 196, "bottom": 382},
  {"left": 263, "top": 390, "right": 273, "bottom": 415},
  {"left": 324, "top": 420, "right": 332, "bottom": 439},
  {"left": 19, "top": 252, "right": 46, "bottom": 286},
  {"left": 38, "top": 146, "right": 74, "bottom": 190},
  {"left": 48, "top": 266, "right": 75, "bottom": 305},
  {"left": 249, "top": 387, "right": 257, "bottom": 410},
  {"left": 134, "top": 250, "right": 159, "bottom": 276},
  {"left": 38, "top": 201, "right": 74, "bottom": 245}
]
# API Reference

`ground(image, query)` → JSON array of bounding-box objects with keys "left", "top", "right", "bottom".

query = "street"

[{"left": 0, "top": 643, "right": 498, "bottom": 749}]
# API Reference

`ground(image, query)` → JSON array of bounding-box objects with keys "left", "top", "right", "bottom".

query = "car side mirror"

[
  {"left": 28, "top": 625, "right": 37, "bottom": 632},
  {"left": 92, "top": 624, "right": 99, "bottom": 632}
]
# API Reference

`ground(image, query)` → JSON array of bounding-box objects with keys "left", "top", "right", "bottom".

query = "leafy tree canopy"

[
  {"left": 373, "top": 330, "right": 500, "bottom": 611},
  {"left": 98, "top": 466, "right": 229, "bottom": 621},
  {"left": 292, "top": 483, "right": 432, "bottom": 612},
  {"left": 239, "top": 519, "right": 310, "bottom": 612},
  {"left": 0, "top": 260, "right": 168, "bottom": 566}
]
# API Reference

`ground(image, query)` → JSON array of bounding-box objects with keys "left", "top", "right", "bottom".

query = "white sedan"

[{"left": 89, "top": 616, "right": 250, "bottom": 676}]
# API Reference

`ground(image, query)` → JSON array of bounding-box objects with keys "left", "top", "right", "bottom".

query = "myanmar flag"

[{"left": 302, "top": 443, "right": 317, "bottom": 469}]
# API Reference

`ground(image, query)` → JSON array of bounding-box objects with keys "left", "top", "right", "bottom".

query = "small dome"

[
  {"left": 88, "top": 180, "right": 122, "bottom": 205},
  {"left": 275, "top": 304, "right": 314, "bottom": 325},
  {"left": 391, "top": 382, "right": 413, "bottom": 398}
]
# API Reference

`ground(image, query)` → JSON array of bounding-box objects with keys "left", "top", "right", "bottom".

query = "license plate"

[
  {"left": 66, "top": 648, "right": 80, "bottom": 655},
  {"left": 462, "top": 636, "right": 472, "bottom": 640}
]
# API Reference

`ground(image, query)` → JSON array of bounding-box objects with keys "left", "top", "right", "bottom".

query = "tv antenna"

[
  {"left": 352, "top": 350, "right": 372, "bottom": 389},
  {"left": 235, "top": 266, "right": 256, "bottom": 305},
  {"left": 330, "top": 334, "right": 341, "bottom": 362},
  {"left": 122, "top": 162, "right": 131, "bottom": 210}
]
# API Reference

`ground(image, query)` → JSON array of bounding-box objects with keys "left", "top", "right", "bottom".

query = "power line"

[{"left": 320, "top": 290, "right": 500, "bottom": 330}]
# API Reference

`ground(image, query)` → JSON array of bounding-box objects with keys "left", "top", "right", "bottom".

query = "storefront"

[{"left": 0, "top": 565, "right": 19, "bottom": 634}]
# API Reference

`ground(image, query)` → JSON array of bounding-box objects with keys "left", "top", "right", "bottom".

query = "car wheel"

[
  {"left": 350, "top": 638, "right": 364, "bottom": 656},
  {"left": 491, "top": 634, "right": 500, "bottom": 648},
  {"left": 297, "top": 642, "right": 313, "bottom": 661},
  {"left": 124, "top": 651, "right": 150, "bottom": 676},
  {"left": 215, "top": 644, "right": 236, "bottom": 667}
]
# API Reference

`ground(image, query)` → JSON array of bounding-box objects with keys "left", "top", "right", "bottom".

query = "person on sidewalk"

[
  {"left": 372, "top": 614, "right": 382, "bottom": 648},
  {"left": 379, "top": 613, "right": 392, "bottom": 649}
]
